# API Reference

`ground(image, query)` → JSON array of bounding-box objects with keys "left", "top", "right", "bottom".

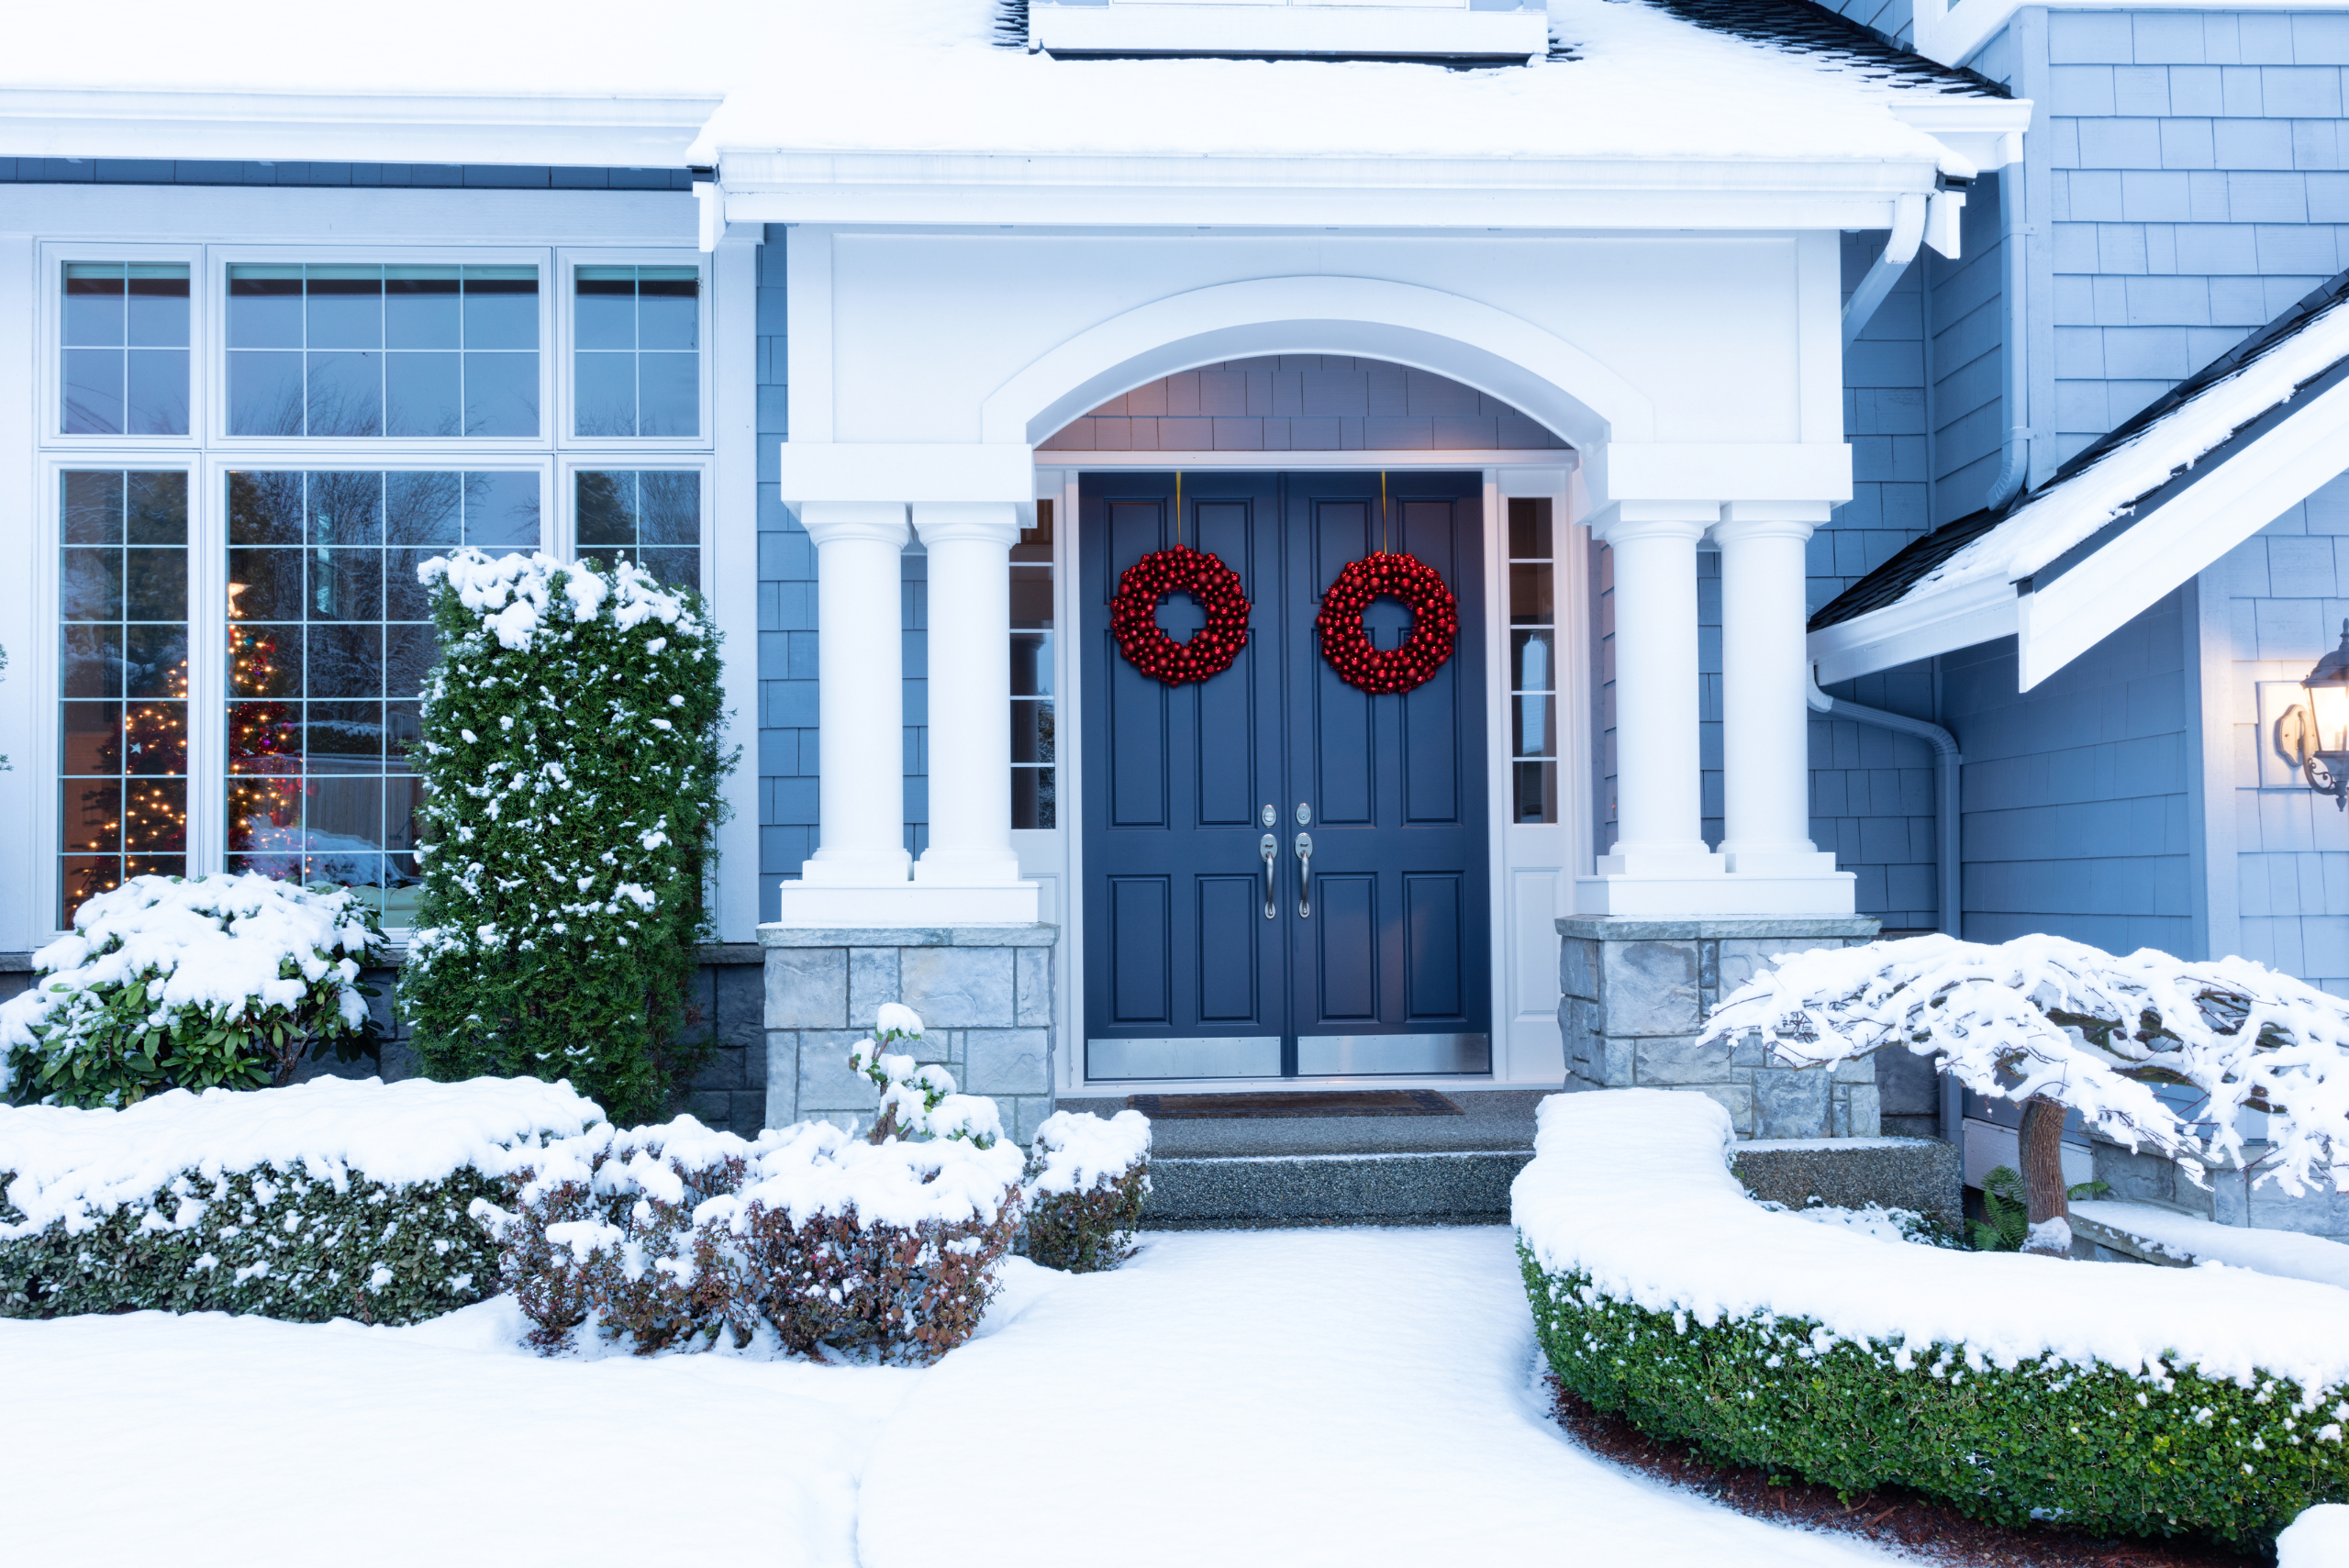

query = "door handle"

[
  {"left": 1259, "top": 833, "right": 1278, "bottom": 919},
  {"left": 1295, "top": 831, "right": 1313, "bottom": 919}
]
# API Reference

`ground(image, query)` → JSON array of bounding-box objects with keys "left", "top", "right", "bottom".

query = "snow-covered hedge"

[
  {"left": 400, "top": 550, "right": 733, "bottom": 1124},
  {"left": 1022, "top": 1108, "right": 1152, "bottom": 1273},
  {"left": 0, "top": 873, "right": 385, "bottom": 1109},
  {"left": 1515, "top": 1090, "right": 2349, "bottom": 1546},
  {"left": 476, "top": 1007, "right": 1027, "bottom": 1362},
  {"left": 0, "top": 1075, "right": 599, "bottom": 1325}
]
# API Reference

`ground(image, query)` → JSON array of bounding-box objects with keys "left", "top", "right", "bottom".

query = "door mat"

[{"left": 1126, "top": 1089, "right": 1463, "bottom": 1119}]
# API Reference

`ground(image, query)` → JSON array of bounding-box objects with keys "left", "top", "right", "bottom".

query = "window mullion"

[{"left": 186, "top": 454, "right": 228, "bottom": 881}]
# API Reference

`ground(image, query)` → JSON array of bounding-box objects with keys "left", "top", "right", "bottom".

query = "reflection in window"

[
  {"left": 574, "top": 469, "right": 701, "bottom": 590},
  {"left": 573, "top": 265, "right": 700, "bottom": 438},
  {"left": 62, "top": 263, "right": 190, "bottom": 436},
  {"left": 59, "top": 471, "right": 190, "bottom": 924},
  {"left": 224, "top": 470, "right": 541, "bottom": 919},
  {"left": 1508, "top": 497, "right": 1557, "bottom": 825},
  {"left": 1011, "top": 500, "right": 1055, "bottom": 829},
  {"left": 226, "top": 263, "right": 540, "bottom": 439}
]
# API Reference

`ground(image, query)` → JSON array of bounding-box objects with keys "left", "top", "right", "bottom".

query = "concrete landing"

[{"left": 1062, "top": 1089, "right": 1544, "bottom": 1229}]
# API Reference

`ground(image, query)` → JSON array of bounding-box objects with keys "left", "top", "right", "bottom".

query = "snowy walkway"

[{"left": 0, "top": 1227, "right": 1896, "bottom": 1567}]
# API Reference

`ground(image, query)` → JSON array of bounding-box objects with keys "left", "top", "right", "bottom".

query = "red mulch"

[{"left": 1546, "top": 1378, "right": 2274, "bottom": 1568}]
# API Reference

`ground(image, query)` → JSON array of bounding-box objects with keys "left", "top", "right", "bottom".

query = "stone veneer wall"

[
  {"left": 1558, "top": 916, "right": 1885, "bottom": 1138},
  {"left": 761, "top": 925, "right": 1056, "bottom": 1143}
]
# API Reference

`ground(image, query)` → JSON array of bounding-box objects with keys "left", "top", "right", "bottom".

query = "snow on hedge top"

[
  {"left": 1513, "top": 1090, "right": 2349, "bottom": 1402},
  {"left": 3, "top": 0, "right": 1974, "bottom": 172},
  {"left": 0, "top": 1075, "right": 603, "bottom": 1238},
  {"left": 1027, "top": 1109, "right": 1152, "bottom": 1197},
  {"left": 2072, "top": 1200, "right": 2349, "bottom": 1295},
  {"left": 0, "top": 874, "right": 381, "bottom": 1069},
  {"left": 1698, "top": 933, "right": 2349, "bottom": 1197},
  {"left": 420, "top": 549, "right": 702, "bottom": 653},
  {"left": 2280, "top": 1505, "right": 2349, "bottom": 1568}
]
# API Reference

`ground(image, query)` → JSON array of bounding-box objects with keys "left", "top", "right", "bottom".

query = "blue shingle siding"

[
  {"left": 1815, "top": 664, "right": 1943, "bottom": 931},
  {"left": 1942, "top": 591, "right": 2195, "bottom": 953},
  {"left": 1819, "top": 0, "right": 1916, "bottom": 52},
  {"left": 1926, "top": 167, "right": 2013, "bottom": 526},
  {"left": 754, "top": 230, "right": 814, "bottom": 921}
]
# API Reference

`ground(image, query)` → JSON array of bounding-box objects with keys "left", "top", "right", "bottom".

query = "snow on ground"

[
  {"left": 0, "top": 1227, "right": 1900, "bottom": 1567},
  {"left": 2074, "top": 1198, "right": 2349, "bottom": 1293}
]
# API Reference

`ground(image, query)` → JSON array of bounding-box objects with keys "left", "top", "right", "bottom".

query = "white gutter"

[
  {"left": 1842, "top": 192, "right": 1928, "bottom": 350},
  {"left": 1983, "top": 151, "right": 2032, "bottom": 510}
]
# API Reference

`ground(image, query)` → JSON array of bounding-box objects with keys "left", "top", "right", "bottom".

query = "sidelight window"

[
  {"left": 1508, "top": 496, "right": 1557, "bottom": 824},
  {"left": 572, "top": 265, "right": 701, "bottom": 439},
  {"left": 1011, "top": 500, "right": 1056, "bottom": 828}
]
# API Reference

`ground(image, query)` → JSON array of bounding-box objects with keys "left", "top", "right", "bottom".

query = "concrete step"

[{"left": 1141, "top": 1150, "right": 1533, "bottom": 1229}]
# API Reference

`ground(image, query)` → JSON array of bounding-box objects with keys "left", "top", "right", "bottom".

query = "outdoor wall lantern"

[{"left": 2284, "top": 621, "right": 2349, "bottom": 810}]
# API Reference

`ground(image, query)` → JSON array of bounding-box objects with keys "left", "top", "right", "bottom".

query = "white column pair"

[
  {"left": 791, "top": 500, "right": 1030, "bottom": 916},
  {"left": 1584, "top": 501, "right": 1846, "bottom": 915}
]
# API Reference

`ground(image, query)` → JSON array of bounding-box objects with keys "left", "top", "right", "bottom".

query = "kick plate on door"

[
  {"left": 1296, "top": 1034, "right": 1491, "bottom": 1076},
  {"left": 1086, "top": 1036, "right": 1283, "bottom": 1081}
]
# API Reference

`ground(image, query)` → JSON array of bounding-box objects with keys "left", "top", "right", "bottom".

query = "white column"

[
  {"left": 1714, "top": 504, "right": 1839, "bottom": 879},
  {"left": 797, "top": 501, "right": 911, "bottom": 886},
  {"left": 1591, "top": 506, "right": 1724, "bottom": 884},
  {"left": 911, "top": 502, "right": 1024, "bottom": 887}
]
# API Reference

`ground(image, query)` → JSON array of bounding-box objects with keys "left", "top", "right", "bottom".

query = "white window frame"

[
  {"left": 39, "top": 241, "right": 206, "bottom": 453},
  {"left": 554, "top": 247, "right": 717, "bottom": 451},
  {"left": 202, "top": 245, "right": 559, "bottom": 454}
]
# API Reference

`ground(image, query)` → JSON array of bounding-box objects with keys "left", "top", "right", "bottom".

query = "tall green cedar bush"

[
  {"left": 400, "top": 552, "right": 734, "bottom": 1122},
  {"left": 1524, "top": 1248, "right": 2349, "bottom": 1546}
]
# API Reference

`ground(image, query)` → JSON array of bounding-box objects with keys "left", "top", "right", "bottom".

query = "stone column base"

[
  {"left": 759, "top": 922, "right": 1057, "bottom": 1144},
  {"left": 1556, "top": 915, "right": 1881, "bottom": 1139}
]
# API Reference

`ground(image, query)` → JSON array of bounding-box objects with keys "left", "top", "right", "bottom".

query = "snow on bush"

[
  {"left": 0, "top": 1074, "right": 599, "bottom": 1324},
  {"left": 1699, "top": 934, "right": 2349, "bottom": 1196},
  {"left": 2279, "top": 1504, "right": 2349, "bottom": 1567},
  {"left": 476, "top": 1006, "right": 1026, "bottom": 1362},
  {"left": 1515, "top": 1089, "right": 2349, "bottom": 1545},
  {"left": 0, "top": 873, "right": 384, "bottom": 1108},
  {"left": 399, "top": 550, "right": 734, "bottom": 1124},
  {"left": 1022, "top": 1108, "right": 1152, "bottom": 1273}
]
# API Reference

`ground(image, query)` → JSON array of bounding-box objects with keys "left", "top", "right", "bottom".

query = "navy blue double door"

[{"left": 1079, "top": 472, "right": 1490, "bottom": 1081}]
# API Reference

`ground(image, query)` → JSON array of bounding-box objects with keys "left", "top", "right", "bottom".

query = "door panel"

[{"left": 1081, "top": 470, "right": 1489, "bottom": 1078}]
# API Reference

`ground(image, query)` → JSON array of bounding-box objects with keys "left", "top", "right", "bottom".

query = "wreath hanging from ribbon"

[
  {"left": 1111, "top": 545, "right": 1252, "bottom": 686},
  {"left": 1317, "top": 550, "right": 1460, "bottom": 695}
]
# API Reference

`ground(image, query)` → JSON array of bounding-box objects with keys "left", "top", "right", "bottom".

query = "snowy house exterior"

[{"left": 0, "top": 0, "right": 2343, "bottom": 1214}]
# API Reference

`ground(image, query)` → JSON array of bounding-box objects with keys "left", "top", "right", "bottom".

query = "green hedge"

[
  {"left": 2, "top": 1164, "right": 503, "bottom": 1326},
  {"left": 1522, "top": 1246, "right": 2349, "bottom": 1546}
]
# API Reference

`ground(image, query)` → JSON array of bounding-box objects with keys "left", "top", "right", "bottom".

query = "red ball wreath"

[
  {"left": 1317, "top": 551, "right": 1460, "bottom": 695},
  {"left": 1110, "top": 545, "right": 1252, "bottom": 686}
]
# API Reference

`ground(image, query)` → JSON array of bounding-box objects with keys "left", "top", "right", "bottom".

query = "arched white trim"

[{"left": 981, "top": 276, "right": 1655, "bottom": 450}]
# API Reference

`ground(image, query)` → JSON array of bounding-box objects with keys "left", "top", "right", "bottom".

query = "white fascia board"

[
  {"left": 1807, "top": 574, "right": 2017, "bottom": 687},
  {"left": 0, "top": 87, "right": 720, "bottom": 168},
  {"left": 1030, "top": 3, "right": 1548, "bottom": 61},
  {"left": 2017, "top": 373, "right": 2349, "bottom": 692},
  {"left": 1884, "top": 96, "right": 2032, "bottom": 177},
  {"left": 775, "top": 442, "right": 1037, "bottom": 505},
  {"left": 715, "top": 150, "right": 1940, "bottom": 230},
  {"left": 1589, "top": 442, "right": 1853, "bottom": 508}
]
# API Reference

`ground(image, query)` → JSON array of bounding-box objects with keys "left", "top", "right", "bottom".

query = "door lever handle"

[
  {"left": 1259, "top": 833, "right": 1278, "bottom": 919},
  {"left": 1295, "top": 831, "right": 1313, "bottom": 919}
]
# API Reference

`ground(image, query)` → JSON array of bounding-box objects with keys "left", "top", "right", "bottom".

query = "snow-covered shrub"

[
  {"left": 477, "top": 1007, "right": 1026, "bottom": 1362},
  {"left": 1516, "top": 1090, "right": 2349, "bottom": 1546},
  {"left": 1022, "top": 1109, "right": 1151, "bottom": 1273},
  {"left": 1700, "top": 934, "right": 2349, "bottom": 1252},
  {"left": 0, "top": 1075, "right": 598, "bottom": 1324},
  {"left": 0, "top": 873, "right": 384, "bottom": 1109},
  {"left": 399, "top": 550, "right": 734, "bottom": 1124}
]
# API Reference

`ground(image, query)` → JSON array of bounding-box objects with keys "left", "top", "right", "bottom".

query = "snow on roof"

[
  {"left": 1812, "top": 265, "right": 2349, "bottom": 633},
  {"left": 1, "top": 0, "right": 1993, "bottom": 173}
]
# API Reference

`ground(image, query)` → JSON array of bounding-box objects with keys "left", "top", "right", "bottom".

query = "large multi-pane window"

[
  {"left": 61, "top": 263, "right": 190, "bottom": 436},
  {"left": 224, "top": 470, "right": 540, "bottom": 919},
  {"left": 573, "top": 265, "right": 700, "bottom": 438},
  {"left": 1507, "top": 496, "right": 1558, "bottom": 825},
  {"left": 48, "top": 246, "right": 707, "bottom": 934},
  {"left": 58, "top": 471, "right": 191, "bottom": 923},
  {"left": 574, "top": 469, "right": 701, "bottom": 590},
  {"left": 1011, "top": 501, "right": 1056, "bottom": 829},
  {"left": 227, "top": 263, "right": 540, "bottom": 439}
]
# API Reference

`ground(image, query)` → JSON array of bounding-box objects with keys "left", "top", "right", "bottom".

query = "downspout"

[
  {"left": 1842, "top": 192, "right": 1930, "bottom": 349},
  {"left": 1984, "top": 150, "right": 2032, "bottom": 509}
]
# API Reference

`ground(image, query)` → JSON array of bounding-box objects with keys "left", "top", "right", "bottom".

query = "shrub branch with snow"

[
  {"left": 1022, "top": 1108, "right": 1151, "bottom": 1273},
  {"left": 0, "top": 874, "right": 385, "bottom": 1108},
  {"left": 399, "top": 550, "right": 736, "bottom": 1124}
]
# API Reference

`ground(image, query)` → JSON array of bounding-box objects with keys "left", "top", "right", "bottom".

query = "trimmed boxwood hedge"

[
  {"left": 1522, "top": 1246, "right": 2349, "bottom": 1547},
  {"left": 2, "top": 1164, "right": 504, "bottom": 1326}
]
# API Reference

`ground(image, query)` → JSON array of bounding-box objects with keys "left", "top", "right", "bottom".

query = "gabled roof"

[{"left": 1809, "top": 265, "right": 2349, "bottom": 688}]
